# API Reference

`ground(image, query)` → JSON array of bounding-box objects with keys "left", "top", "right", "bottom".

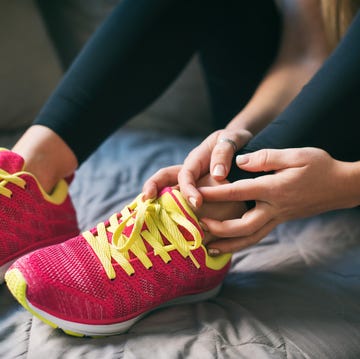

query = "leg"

[
  {"left": 33, "top": 0, "right": 217, "bottom": 164},
  {"left": 4, "top": 0, "right": 213, "bottom": 277},
  {"left": 12, "top": 125, "right": 78, "bottom": 193},
  {"left": 13, "top": 0, "right": 222, "bottom": 192},
  {"left": 228, "top": 11, "right": 360, "bottom": 182},
  {"left": 199, "top": 0, "right": 282, "bottom": 127}
]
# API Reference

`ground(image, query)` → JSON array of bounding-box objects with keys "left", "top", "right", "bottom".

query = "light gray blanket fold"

[{"left": 1, "top": 129, "right": 360, "bottom": 359}]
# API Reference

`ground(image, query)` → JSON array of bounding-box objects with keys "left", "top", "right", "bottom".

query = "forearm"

[{"left": 226, "top": 58, "right": 324, "bottom": 137}]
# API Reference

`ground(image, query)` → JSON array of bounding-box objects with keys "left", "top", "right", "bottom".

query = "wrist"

[
  {"left": 341, "top": 160, "right": 360, "bottom": 208},
  {"left": 226, "top": 107, "right": 274, "bottom": 140}
]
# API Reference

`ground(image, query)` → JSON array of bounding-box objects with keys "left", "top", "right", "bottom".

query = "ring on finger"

[{"left": 218, "top": 138, "right": 238, "bottom": 153}]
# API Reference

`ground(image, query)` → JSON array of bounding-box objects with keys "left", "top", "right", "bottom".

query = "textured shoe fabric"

[
  {"left": 5, "top": 187, "right": 231, "bottom": 337},
  {"left": 0, "top": 149, "right": 79, "bottom": 283}
]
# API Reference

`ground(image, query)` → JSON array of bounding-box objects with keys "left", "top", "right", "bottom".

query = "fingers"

[
  {"left": 177, "top": 129, "right": 252, "bottom": 208},
  {"left": 142, "top": 165, "right": 181, "bottom": 200},
  {"left": 210, "top": 129, "right": 252, "bottom": 181},
  {"left": 210, "top": 131, "right": 239, "bottom": 180},
  {"left": 178, "top": 141, "right": 214, "bottom": 208},
  {"left": 206, "top": 220, "right": 277, "bottom": 254},
  {"left": 236, "top": 148, "right": 311, "bottom": 173},
  {"left": 200, "top": 202, "right": 272, "bottom": 238},
  {"left": 198, "top": 178, "right": 268, "bottom": 202},
  {"left": 178, "top": 168, "right": 203, "bottom": 208},
  {"left": 201, "top": 202, "right": 276, "bottom": 254}
]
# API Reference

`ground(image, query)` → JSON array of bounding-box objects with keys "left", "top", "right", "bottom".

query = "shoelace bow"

[
  {"left": 0, "top": 169, "right": 26, "bottom": 198},
  {"left": 83, "top": 194, "right": 203, "bottom": 279}
]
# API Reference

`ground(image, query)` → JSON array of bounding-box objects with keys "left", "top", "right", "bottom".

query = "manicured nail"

[
  {"left": 189, "top": 196, "right": 198, "bottom": 208},
  {"left": 213, "top": 164, "right": 225, "bottom": 177},
  {"left": 208, "top": 248, "right": 221, "bottom": 257},
  {"left": 199, "top": 221, "right": 209, "bottom": 231},
  {"left": 236, "top": 154, "right": 249, "bottom": 165}
]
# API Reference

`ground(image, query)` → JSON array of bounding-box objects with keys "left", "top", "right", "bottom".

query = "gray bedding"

[{"left": 1, "top": 128, "right": 360, "bottom": 358}]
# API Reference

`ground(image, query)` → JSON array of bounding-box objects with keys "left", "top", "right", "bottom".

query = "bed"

[
  {"left": 1, "top": 127, "right": 360, "bottom": 359},
  {"left": 2, "top": 2, "right": 360, "bottom": 355}
]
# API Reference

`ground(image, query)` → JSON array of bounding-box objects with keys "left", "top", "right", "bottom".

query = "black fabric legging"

[
  {"left": 34, "top": 0, "right": 281, "bottom": 164},
  {"left": 228, "top": 10, "right": 360, "bottom": 181},
  {"left": 35, "top": 0, "right": 360, "bottom": 183}
]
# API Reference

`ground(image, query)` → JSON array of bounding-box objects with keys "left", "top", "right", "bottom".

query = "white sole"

[{"left": 27, "top": 284, "right": 222, "bottom": 337}]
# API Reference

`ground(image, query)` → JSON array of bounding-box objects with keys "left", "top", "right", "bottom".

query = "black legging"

[
  {"left": 35, "top": 0, "right": 360, "bottom": 183},
  {"left": 34, "top": 0, "right": 281, "bottom": 164},
  {"left": 228, "top": 10, "right": 360, "bottom": 181}
]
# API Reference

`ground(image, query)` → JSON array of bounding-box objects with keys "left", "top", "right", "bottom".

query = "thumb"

[{"left": 236, "top": 148, "right": 305, "bottom": 172}]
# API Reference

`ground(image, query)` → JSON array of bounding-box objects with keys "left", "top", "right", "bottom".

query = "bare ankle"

[{"left": 12, "top": 125, "right": 78, "bottom": 193}]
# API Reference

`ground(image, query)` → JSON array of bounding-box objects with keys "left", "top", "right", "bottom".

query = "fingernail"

[
  {"left": 189, "top": 196, "right": 198, "bottom": 208},
  {"left": 236, "top": 154, "right": 249, "bottom": 165},
  {"left": 213, "top": 164, "right": 225, "bottom": 177},
  {"left": 199, "top": 221, "right": 209, "bottom": 231},
  {"left": 208, "top": 248, "right": 221, "bottom": 257}
]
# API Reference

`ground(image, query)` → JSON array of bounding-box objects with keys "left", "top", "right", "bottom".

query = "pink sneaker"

[
  {"left": 0, "top": 149, "right": 79, "bottom": 283},
  {"left": 5, "top": 187, "right": 231, "bottom": 337}
]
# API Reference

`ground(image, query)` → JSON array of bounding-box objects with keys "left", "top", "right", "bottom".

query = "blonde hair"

[{"left": 321, "top": 0, "right": 360, "bottom": 49}]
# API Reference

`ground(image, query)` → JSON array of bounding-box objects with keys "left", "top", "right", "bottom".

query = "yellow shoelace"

[
  {"left": 83, "top": 193, "right": 203, "bottom": 279},
  {"left": 0, "top": 169, "right": 26, "bottom": 198}
]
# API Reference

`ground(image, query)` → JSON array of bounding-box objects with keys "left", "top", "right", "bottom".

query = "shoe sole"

[
  {"left": 0, "top": 260, "right": 16, "bottom": 284},
  {"left": 5, "top": 268, "right": 222, "bottom": 337}
]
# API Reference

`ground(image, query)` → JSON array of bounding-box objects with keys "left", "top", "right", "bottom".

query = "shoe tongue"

[{"left": 0, "top": 150, "right": 25, "bottom": 173}]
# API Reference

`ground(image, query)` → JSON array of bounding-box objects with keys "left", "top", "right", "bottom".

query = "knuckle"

[
  {"left": 156, "top": 168, "right": 167, "bottom": 177},
  {"left": 226, "top": 185, "right": 241, "bottom": 201},
  {"left": 178, "top": 169, "right": 191, "bottom": 183},
  {"left": 293, "top": 147, "right": 311, "bottom": 163},
  {"left": 184, "top": 152, "right": 194, "bottom": 162},
  {"left": 214, "top": 143, "right": 233, "bottom": 156},
  {"left": 241, "top": 222, "right": 257, "bottom": 236},
  {"left": 256, "top": 149, "right": 271, "bottom": 169}
]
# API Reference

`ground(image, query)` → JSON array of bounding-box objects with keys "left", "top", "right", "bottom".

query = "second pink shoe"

[{"left": 0, "top": 149, "right": 79, "bottom": 282}]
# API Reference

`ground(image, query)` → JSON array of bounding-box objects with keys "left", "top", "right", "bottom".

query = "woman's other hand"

[
  {"left": 177, "top": 128, "right": 252, "bottom": 208},
  {"left": 199, "top": 147, "right": 360, "bottom": 254}
]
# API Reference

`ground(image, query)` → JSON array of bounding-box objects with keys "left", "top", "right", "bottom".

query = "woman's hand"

[
  {"left": 177, "top": 128, "right": 252, "bottom": 208},
  {"left": 142, "top": 165, "right": 182, "bottom": 200},
  {"left": 199, "top": 147, "right": 360, "bottom": 254},
  {"left": 142, "top": 128, "right": 252, "bottom": 202}
]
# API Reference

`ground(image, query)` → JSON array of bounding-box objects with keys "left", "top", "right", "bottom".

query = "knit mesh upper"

[{"left": 0, "top": 150, "right": 79, "bottom": 268}]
